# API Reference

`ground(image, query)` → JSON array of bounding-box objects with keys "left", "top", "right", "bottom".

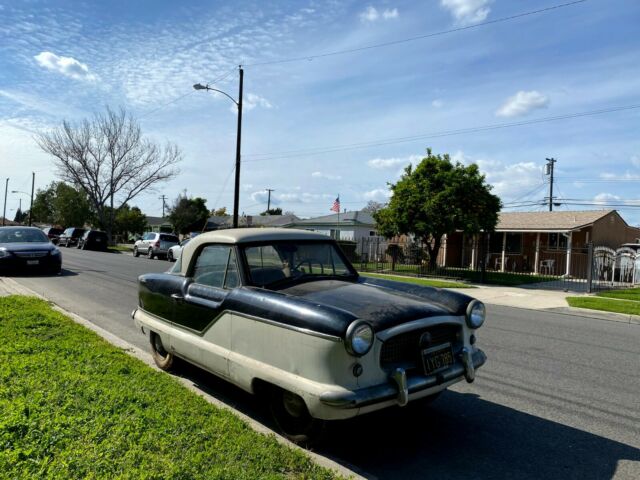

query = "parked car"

[
  {"left": 133, "top": 232, "right": 179, "bottom": 259},
  {"left": 0, "top": 226, "right": 62, "bottom": 274},
  {"left": 167, "top": 238, "right": 190, "bottom": 262},
  {"left": 77, "top": 230, "right": 109, "bottom": 251},
  {"left": 58, "top": 227, "right": 86, "bottom": 247},
  {"left": 132, "top": 228, "right": 487, "bottom": 444},
  {"left": 42, "top": 227, "right": 64, "bottom": 245}
]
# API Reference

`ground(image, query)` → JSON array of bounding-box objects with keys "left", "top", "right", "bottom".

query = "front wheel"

[
  {"left": 167, "top": 250, "right": 174, "bottom": 262},
  {"left": 133, "top": 246, "right": 139, "bottom": 257},
  {"left": 150, "top": 331, "right": 174, "bottom": 371},
  {"left": 270, "top": 388, "right": 325, "bottom": 446},
  {"left": 147, "top": 248, "right": 154, "bottom": 260}
]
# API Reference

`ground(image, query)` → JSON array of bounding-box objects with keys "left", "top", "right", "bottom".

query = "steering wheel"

[{"left": 293, "top": 258, "right": 325, "bottom": 275}]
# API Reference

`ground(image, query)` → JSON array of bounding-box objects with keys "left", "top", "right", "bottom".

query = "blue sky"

[{"left": 1, "top": 0, "right": 639, "bottom": 224}]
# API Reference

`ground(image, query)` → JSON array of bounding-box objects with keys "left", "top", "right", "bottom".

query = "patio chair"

[{"left": 540, "top": 259, "right": 555, "bottom": 275}]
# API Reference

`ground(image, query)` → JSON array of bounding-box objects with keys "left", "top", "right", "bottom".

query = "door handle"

[{"left": 171, "top": 293, "right": 184, "bottom": 303}]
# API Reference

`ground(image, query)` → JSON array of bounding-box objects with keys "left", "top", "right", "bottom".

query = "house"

[
  {"left": 283, "top": 211, "right": 378, "bottom": 243},
  {"left": 442, "top": 210, "right": 640, "bottom": 277},
  {"left": 204, "top": 214, "right": 300, "bottom": 231},
  {"left": 145, "top": 216, "right": 173, "bottom": 233}
]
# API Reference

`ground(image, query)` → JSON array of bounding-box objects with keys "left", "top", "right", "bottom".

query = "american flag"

[{"left": 330, "top": 196, "right": 340, "bottom": 213}]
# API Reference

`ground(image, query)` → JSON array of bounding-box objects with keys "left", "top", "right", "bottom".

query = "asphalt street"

[{"left": 9, "top": 247, "right": 640, "bottom": 479}]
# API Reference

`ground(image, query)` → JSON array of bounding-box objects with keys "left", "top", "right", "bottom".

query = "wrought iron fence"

[{"left": 340, "top": 237, "right": 639, "bottom": 293}]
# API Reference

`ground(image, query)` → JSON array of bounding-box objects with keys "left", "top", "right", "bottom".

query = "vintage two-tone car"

[{"left": 132, "top": 228, "right": 487, "bottom": 443}]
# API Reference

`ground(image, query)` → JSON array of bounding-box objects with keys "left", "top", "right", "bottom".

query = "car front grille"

[
  {"left": 14, "top": 251, "right": 49, "bottom": 258},
  {"left": 380, "top": 323, "right": 461, "bottom": 371}
]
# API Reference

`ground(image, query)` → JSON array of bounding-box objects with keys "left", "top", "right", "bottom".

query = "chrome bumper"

[{"left": 320, "top": 348, "right": 486, "bottom": 409}]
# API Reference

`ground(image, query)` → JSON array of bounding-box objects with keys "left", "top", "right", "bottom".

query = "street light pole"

[
  {"left": 2, "top": 178, "right": 8, "bottom": 227},
  {"left": 194, "top": 66, "right": 244, "bottom": 229},
  {"left": 233, "top": 67, "right": 243, "bottom": 228},
  {"left": 29, "top": 172, "right": 35, "bottom": 226}
]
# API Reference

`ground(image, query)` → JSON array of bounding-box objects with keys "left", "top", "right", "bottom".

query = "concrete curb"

[{"left": 0, "top": 277, "right": 364, "bottom": 480}]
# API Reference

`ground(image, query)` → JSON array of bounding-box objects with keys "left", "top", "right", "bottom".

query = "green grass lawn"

[
  {"left": 566, "top": 296, "right": 640, "bottom": 316},
  {"left": 361, "top": 272, "right": 474, "bottom": 289},
  {"left": 596, "top": 288, "right": 640, "bottom": 302},
  {"left": 0, "top": 296, "right": 338, "bottom": 479}
]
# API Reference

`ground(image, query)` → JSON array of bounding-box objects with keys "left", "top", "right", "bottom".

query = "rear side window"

[{"left": 192, "top": 245, "right": 239, "bottom": 289}]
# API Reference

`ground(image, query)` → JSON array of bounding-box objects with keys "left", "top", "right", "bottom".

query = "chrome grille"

[
  {"left": 15, "top": 251, "right": 49, "bottom": 258},
  {"left": 380, "top": 324, "right": 460, "bottom": 370}
]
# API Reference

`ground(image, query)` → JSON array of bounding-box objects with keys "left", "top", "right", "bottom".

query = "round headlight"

[
  {"left": 345, "top": 321, "right": 374, "bottom": 356},
  {"left": 466, "top": 300, "right": 486, "bottom": 329},
  {"left": 0, "top": 248, "right": 9, "bottom": 258}
]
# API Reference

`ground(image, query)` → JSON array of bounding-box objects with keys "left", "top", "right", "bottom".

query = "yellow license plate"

[{"left": 422, "top": 343, "right": 454, "bottom": 375}]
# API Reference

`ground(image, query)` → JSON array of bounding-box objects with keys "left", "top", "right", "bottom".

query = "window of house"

[
  {"left": 548, "top": 233, "right": 568, "bottom": 250},
  {"left": 488, "top": 233, "right": 522, "bottom": 253}
]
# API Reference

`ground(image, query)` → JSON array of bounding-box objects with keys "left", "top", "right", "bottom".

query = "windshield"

[
  {"left": 242, "top": 241, "right": 356, "bottom": 288},
  {"left": 0, "top": 228, "right": 50, "bottom": 244}
]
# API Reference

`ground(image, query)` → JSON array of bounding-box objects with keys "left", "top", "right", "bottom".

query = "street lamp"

[
  {"left": 194, "top": 66, "right": 244, "bottom": 229},
  {"left": 12, "top": 190, "right": 32, "bottom": 226}
]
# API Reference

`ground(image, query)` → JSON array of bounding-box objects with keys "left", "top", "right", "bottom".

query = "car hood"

[
  {"left": 278, "top": 277, "right": 472, "bottom": 332},
  {"left": 1, "top": 242, "right": 55, "bottom": 252}
]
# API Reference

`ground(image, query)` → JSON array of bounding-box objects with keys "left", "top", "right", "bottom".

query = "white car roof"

[{"left": 179, "top": 228, "right": 333, "bottom": 275}]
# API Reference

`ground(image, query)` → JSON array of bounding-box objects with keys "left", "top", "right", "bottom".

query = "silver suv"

[{"left": 133, "top": 232, "right": 179, "bottom": 259}]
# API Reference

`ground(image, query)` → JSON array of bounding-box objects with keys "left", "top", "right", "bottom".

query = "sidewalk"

[{"left": 449, "top": 284, "right": 574, "bottom": 310}]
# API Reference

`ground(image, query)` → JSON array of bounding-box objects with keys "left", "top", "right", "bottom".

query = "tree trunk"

[{"left": 427, "top": 236, "right": 442, "bottom": 271}]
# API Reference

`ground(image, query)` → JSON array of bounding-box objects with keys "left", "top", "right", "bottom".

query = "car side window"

[{"left": 192, "top": 245, "right": 239, "bottom": 289}]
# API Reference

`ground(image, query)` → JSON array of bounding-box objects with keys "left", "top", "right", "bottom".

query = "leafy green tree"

[
  {"left": 115, "top": 205, "right": 147, "bottom": 239},
  {"left": 211, "top": 207, "right": 227, "bottom": 217},
  {"left": 169, "top": 195, "right": 209, "bottom": 234},
  {"left": 374, "top": 149, "right": 501, "bottom": 269},
  {"left": 30, "top": 182, "right": 91, "bottom": 227},
  {"left": 260, "top": 207, "right": 282, "bottom": 216},
  {"left": 13, "top": 208, "right": 27, "bottom": 223}
]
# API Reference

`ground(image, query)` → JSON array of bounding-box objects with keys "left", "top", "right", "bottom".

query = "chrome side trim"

[
  {"left": 377, "top": 315, "right": 465, "bottom": 342},
  {"left": 320, "top": 348, "right": 487, "bottom": 409},
  {"left": 135, "top": 307, "right": 342, "bottom": 343}
]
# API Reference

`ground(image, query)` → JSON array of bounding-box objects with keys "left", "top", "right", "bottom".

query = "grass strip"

[
  {"left": 596, "top": 288, "right": 640, "bottom": 301},
  {"left": 362, "top": 272, "right": 474, "bottom": 288},
  {"left": 566, "top": 296, "right": 640, "bottom": 316},
  {"left": 0, "top": 296, "right": 338, "bottom": 480}
]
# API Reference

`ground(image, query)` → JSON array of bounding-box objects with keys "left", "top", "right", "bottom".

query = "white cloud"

[
  {"left": 34, "top": 51, "right": 97, "bottom": 81},
  {"left": 363, "top": 188, "right": 392, "bottom": 202},
  {"left": 367, "top": 154, "right": 421, "bottom": 169},
  {"left": 631, "top": 155, "right": 640, "bottom": 168},
  {"left": 600, "top": 172, "right": 640, "bottom": 181},
  {"left": 312, "top": 171, "right": 342, "bottom": 180},
  {"left": 593, "top": 193, "right": 620, "bottom": 205},
  {"left": 496, "top": 90, "right": 549, "bottom": 118},
  {"left": 360, "top": 6, "right": 399, "bottom": 22},
  {"left": 440, "top": 0, "right": 491, "bottom": 25},
  {"left": 241, "top": 93, "right": 272, "bottom": 112},
  {"left": 431, "top": 99, "right": 444, "bottom": 108}
]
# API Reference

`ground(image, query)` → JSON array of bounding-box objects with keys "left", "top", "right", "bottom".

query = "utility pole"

[
  {"left": 232, "top": 66, "right": 244, "bottom": 228},
  {"left": 545, "top": 158, "right": 557, "bottom": 211},
  {"left": 29, "top": 171, "right": 34, "bottom": 226},
  {"left": 266, "top": 188, "right": 275, "bottom": 212},
  {"left": 159, "top": 195, "right": 168, "bottom": 217},
  {"left": 2, "top": 178, "right": 8, "bottom": 227}
]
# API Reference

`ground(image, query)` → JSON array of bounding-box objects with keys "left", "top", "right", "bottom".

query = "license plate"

[
  {"left": 422, "top": 343, "right": 454, "bottom": 375},
  {"left": 26, "top": 260, "right": 40, "bottom": 266},
  {"left": 95, "top": 238, "right": 101, "bottom": 242}
]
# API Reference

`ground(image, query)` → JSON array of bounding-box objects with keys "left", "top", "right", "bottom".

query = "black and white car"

[
  {"left": 133, "top": 232, "right": 179, "bottom": 259},
  {"left": 132, "top": 228, "right": 487, "bottom": 444}
]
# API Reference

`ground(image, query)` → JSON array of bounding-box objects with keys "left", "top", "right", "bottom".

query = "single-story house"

[
  {"left": 283, "top": 211, "right": 378, "bottom": 243},
  {"left": 145, "top": 216, "right": 173, "bottom": 233},
  {"left": 441, "top": 210, "right": 640, "bottom": 277},
  {"left": 205, "top": 214, "right": 300, "bottom": 231}
]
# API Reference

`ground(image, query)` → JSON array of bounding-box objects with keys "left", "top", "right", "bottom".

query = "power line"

[
  {"left": 242, "top": 103, "right": 640, "bottom": 162},
  {"left": 244, "top": 0, "right": 588, "bottom": 68}
]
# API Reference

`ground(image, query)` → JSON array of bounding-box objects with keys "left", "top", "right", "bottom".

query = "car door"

[
  {"left": 171, "top": 244, "right": 240, "bottom": 377},
  {"left": 142, "top": 233, "right": 154, "bottom": 253}
]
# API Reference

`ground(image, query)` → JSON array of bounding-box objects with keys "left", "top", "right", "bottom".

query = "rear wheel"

[
  {"left": 150, "top": 331, "right": 174, "bottom": 371},
  {"left": 270, "top": 388, "right": 325, "bottom": 446}
]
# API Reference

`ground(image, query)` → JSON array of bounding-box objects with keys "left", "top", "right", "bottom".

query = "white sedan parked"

[{"left": 167, "top": 238, "right": 190, "bottom": 262}]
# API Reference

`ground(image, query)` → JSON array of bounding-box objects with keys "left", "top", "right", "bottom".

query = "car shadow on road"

[
  {"left": 171, "top": 363, "right": 639, "bottom": 480},
  {"left": 2, "top": 268, "right": 78, "bottom": 278}
]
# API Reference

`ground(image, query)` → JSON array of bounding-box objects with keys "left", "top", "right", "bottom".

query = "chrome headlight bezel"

[
  {"left": 466, "top": 300, "right": 486, "bottom": 329},
  {"left": 345, "top": 320, "right": 374, "bottom": 357},
  {"left": 0, "top": 248, "right": 10, "bottom": 258}
]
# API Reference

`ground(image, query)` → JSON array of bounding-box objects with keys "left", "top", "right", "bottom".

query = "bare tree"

[
  {"left": 36, "top": 107, "right": 181, "bottom": 240},
  {"left": 362, "top": 200, "right": 385, "bottom": 214}
]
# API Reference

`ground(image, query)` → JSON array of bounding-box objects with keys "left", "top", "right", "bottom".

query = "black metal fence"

[{"left": 339, "top": 237, "right": 639, "bottom": 293}]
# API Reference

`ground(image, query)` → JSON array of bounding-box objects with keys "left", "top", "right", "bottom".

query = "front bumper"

[{"left": 320, "top": 348, "right": 486, "bottom": 409}]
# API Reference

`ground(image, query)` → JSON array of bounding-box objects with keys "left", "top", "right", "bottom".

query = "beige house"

[{"left": 442, "top": 210, "right": 640, "bottom": 277}]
